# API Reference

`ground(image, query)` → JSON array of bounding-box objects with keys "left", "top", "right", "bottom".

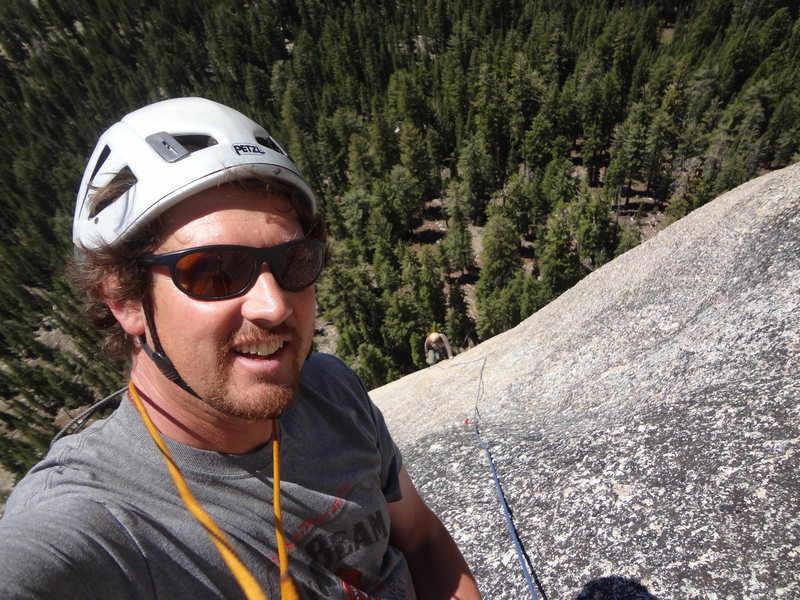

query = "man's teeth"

[{"left": 236, "top": 341, "right": 283, "bottom": 356}]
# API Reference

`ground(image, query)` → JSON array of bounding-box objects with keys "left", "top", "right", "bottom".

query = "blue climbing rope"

[{"left": 472, "top": 357, "right": 545, "bottom": 600}]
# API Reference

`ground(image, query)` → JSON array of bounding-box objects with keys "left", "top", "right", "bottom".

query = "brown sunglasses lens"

[{"left": 175, "top": 250, "right": 254, "bottom": 298}]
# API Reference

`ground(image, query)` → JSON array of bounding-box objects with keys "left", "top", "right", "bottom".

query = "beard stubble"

[{"left": 203, "top": 331, "right": 303, "bottom": 420}]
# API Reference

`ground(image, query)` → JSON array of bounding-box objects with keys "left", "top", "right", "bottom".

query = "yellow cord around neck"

[{"left": 127, "top": 381, "right": 299, "bottom": 600}]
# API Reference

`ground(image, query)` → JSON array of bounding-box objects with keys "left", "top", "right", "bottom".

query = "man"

[
  {"left": 0, "top": 98, "right": 480, "bottom": 599},
  {"left": 424, "top": 332, "right": 453, "bottom": 365}
]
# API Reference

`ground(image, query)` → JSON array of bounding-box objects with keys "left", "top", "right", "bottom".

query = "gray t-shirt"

[{"left": 0, "top": 353, "right": 415, "bottom": 599}]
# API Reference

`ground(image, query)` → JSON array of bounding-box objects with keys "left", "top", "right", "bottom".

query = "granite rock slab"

[{"left": 371, "top": 163, "right": 800, "bottom": 599}]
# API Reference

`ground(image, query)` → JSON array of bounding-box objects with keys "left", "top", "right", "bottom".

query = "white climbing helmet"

[{"left": 73, "top": 97, "right": 315, "bottom": 249}]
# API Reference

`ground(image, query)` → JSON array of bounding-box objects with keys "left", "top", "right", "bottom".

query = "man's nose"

[{"left": 239, "top": 266, "right": 293, "bottom": 325}]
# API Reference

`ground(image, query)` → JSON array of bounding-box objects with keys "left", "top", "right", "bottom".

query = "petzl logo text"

[{"left": 233, "top": 144, "right": 266, "bottom": 155}]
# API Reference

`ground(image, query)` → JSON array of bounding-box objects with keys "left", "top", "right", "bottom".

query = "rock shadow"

[{"left": 575, "top": 576, "right": 658, "bottom": 600}]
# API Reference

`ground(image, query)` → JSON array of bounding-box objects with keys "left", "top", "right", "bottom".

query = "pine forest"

[{"left": 1, "top": 0, "right": 798, "bottom": 482}]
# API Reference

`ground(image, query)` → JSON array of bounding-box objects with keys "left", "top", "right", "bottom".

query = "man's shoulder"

[
  {"left": 300, "top": 352, "right": 364, "bottom": 390},
  {"left": 302, "top": 351, "right": 351, "bottom": 373},
  {"left": 1, "top": 472, "right": 135, "bottom": 571},
  {"left": 4, "top": 404, "right": 148, "bottom": 516},
  {"left": 0, "top": 489, "right": 148, "bottom": 598},
  {"left": 2, "top": 486, "right": 121, "bottom": 531},
  {"left": 291, "top": 353, "right": 376, "bottom": 426}
]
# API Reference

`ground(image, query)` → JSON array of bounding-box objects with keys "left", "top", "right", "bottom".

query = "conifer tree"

[
  {"left": 541, "top": 155, "right": 579, "bottom": 209},
  {"left": 614, "top": 221, "right": 642, "bottom": 257},
  {"left": 537, "top": 202, "right": 583, "bottom": 297},
  {"left": 576, "top": 187, "right": 616, "bottom": 270},
  {"left": 398, "top": 122, "right": 437, "bottom": 202},
  {"left": 355, "top": 343, "right": 397, "bottom": 390},
  {"left": 604, "top": 100, "right": 649, "bottom": 208},
  {"left": 380, "top": 286, "right": 420, "bottom": 372},
  {"left": 476, "top": 269, "right": 550, "bottom": 340},
  {"left": 506, "top": 53, "right": 544, "bottom": 170},
  {"left": 472, "top": 62, "right": 508, "bottom": 182},
  {"left": 416, "top": 246, "right": 447, "bottom": 331},
  {"left": 380, "top": 164, "right": 422, "bottom": 236},
  {"left": 475, "top": 209, "right": 520, "bottom": 304},
  {"left": 444, "top": 279, "right": 472, "bottom": 353},
  {"left": 522, "top": 111, "right": 556, "bottom": 171},
  {"left": 442, "top": 187, "right": 474, "bottom": 275},
  {"left": 317, "top": 251, "right": 382, "bottom": 364},
  {"left": 456, "top": 134, "right": 493, "bottom": 224},
  {"left": 504, "top": 170, "right": 537, "bottom": 236},
  {"left": 371, "top": 237, "right": 401, "bottom": 292}
]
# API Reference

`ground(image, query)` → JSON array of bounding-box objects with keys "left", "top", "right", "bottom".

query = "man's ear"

[{"left": 102, "top": 279, "right": 146, "bottom": 337}]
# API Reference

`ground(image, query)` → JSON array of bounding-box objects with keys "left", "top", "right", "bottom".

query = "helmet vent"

[
  {"left": 88, "top": 167, "right": 138, "bottom": 219},
  {"left": 173, "top": 134, "right": 218, "bottom": 152},
  {"left": 87, "top": 145, "right": 112, "bottom": 185},
  {"left": 256, "top": 136, "right": 287, "bottom": 156}
]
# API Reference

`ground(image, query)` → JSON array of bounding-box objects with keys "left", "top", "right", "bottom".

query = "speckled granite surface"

[{"left": 371, "top": 164, "right": 800, "bottom": 599}]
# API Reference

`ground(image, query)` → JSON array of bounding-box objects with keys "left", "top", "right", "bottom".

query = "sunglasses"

[{"left": 139, "top": 239, "right": 325, "bottom": 300}]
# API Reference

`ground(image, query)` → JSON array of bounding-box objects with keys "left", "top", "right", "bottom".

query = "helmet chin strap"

[{"left": 138, "top": 294, "right": 202, "bottom": 400}]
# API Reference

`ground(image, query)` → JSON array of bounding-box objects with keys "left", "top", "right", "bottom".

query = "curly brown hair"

[{"left": 70, "top": 173, "right": 328, "bottom": 361}]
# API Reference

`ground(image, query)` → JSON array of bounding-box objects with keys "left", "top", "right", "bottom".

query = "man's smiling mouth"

[{"left": 233, "top": 341, "right": 284, "bottom": 357}]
